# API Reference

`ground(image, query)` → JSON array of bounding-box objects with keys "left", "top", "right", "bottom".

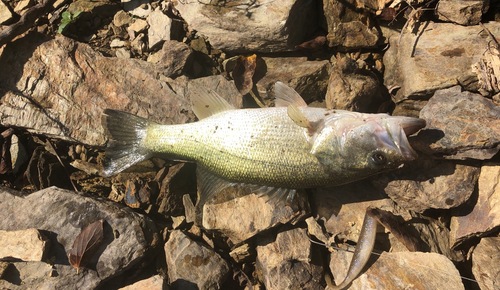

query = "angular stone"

[
  {"left": 0, "top": 1, "right": 13, "bottom": 24},
  {"left": 384, "top": 22, "right": 500, "bottom": 113},
  {"left": 165, "top": 230, "right": 229, "bottom": 290},
  {"left": 0, "top": 34, "right": 196, "bottom": 146},
  {"left": 372, "top": 158, "right": 480, "bottom": 212},
  {"left": 14, "top": 0, "right": 33, "bottom": 13},
  {"left": 323, "top": 0, "right": 379, "bottom": 49},
  {"left": 201, "top": 190, "right": 308, "bottom": 244},
  {"left": 416, "top": 86, "right": 500, "bottom": 160},
  {"left": 119, "top": 275, "right": 164, "bottom": 290},
  {"left": 437, "top": 0, "right": 487, "bottom": 26},
  {"left": 0, "top": 229, "right": 48, "bottom": 262},
  {"left": 175, "top": 0, "right": 318, "bottom": 53},
  {"left": 0, "top": 262, "right": 101, "bottom": 289},
  {"left": 113, "top": 10, "right": 133, "bottom": 27},
  {"left": 472, "top": 237, "right": 500, "bottom": 290},
  {"left": 254, "top": 57, "right": 329, "bottom": 105},
  {"left": 329, "top": 252, "right": 464, "bottom": 289},
  {"left": 256, "top": 228, "right": 323, "bottom": 290},
  {"left": 325, "top": 55, "right": 384, "bottom": 112},
  {"left": 122, "top": 0, "right": 151, "bottom": 18},
  {"left": 147, "top": 40, "right": 194, "bottom": 78},
  {"left": 147, "top": 9, "right": 173, "bottom": 49},
  {"left": 0, "top": 187, "right": 159, "bottom": 282},
  {"left": 450, "top": 164, "right": 500, "bottom": 247}
]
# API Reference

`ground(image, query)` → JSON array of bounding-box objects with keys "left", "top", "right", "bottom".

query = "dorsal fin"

[
  {"left": 189, "top": 84, "right": 236, "bottom": 119},
  {"left": 287, "top": 104, "right": 311, "bottom": 128},
  {"left": 273, "top": 81, "right": 308, "bottom": 107}
]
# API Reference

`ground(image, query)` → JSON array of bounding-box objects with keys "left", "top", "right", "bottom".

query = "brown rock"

[
  {"left": 323, "top": 0, "right": 379, "bottom": 49},
  {"left": 437, "top": 0, "right": 488, "bottom": 26},
  {"left": 254, "top": 57, "right": 329, "bottom": 105},
  {"left": 325, "top": 55, "right": 385, "bottom": 112},
  {"left": 372, "top": 158, "right": 480, "bottom": 212},
  {"left": 384, "top": 22, "right": 500, "bottom": 115},
  {"left": 256, "top": 228, "right": 323, "bottom": 290},
  {"left": 0, "top": 229, "right": 48, "bottom": 262},
  {"left": 329, "top": 251, "right": 464, "bottom": 289},
  {"left": 450, "top": 164, "right": 500, "bottom": 247},
  {"left": 416, "top": 86, "right": 500, "bottom": 159},
  {"left": 0, "top": 1, "right": 14, "bottom": 24},
  {"left": 147, "top": 40, "right": 194, "bottom": 78},
  {"left": 175, "top": 0, "right": 319, "bottom": 53},
  {"left": 113, "top": 10, "right": 133, "bottom": 27},
  {"left": 0, "top": 34, "right": 194, "bottom": 146},
  {"left": 201, "top": 191, "right": 308, "bottom": 244},
  {"left": 156, "top": 163, "right": 196, "bottom": 218},
  {"left": 472, "top": 236, "right": 500, "bottom": 290},
  {"left": 119, "top": 275, "right": 164, "bottom": 290},
  {"left": 164, "top": 230, "right": 229, "bottom": 290}
]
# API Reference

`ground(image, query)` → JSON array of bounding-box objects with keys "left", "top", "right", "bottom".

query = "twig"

[{"left": 0, "top": 0, "right": 57, "bottom": 47}]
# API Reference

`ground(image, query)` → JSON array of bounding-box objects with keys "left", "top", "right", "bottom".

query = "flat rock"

[
  {"left": 256, "top": 228, "right": 323, "bottom": 290},
  {"left": 372, "top": 158, "right": 480, "bottom": 212},
  {"left": 255, "top": 57, "right": 329, "bottom": 105},
  {"left": 437, "top": 0, "right": 487, "bottom": 26},
  {"left": 0, "top": 262, "right": 101, "bottom": 289},
  {"left": 147, "top": 40, "right": 194, "bottom": 78},
  {"left": 122, "top": 0, "right": 151, "bottom": 18},
  {"left": 113, "top": 10, "right": 133, "bottom": 27},
  {"left": 0, "top": 34, "right": 195, "bottom": 146},
  {"left": 329, "top": 251, "right": 464, "bottom": 289},
  {"left": 164, "top": 230, "right": 229, "bottom": 290},
  {"left": 384, "top": 22, "right": 500, "bottom": 115},
  {"left": 0, "top": 186, "right": 159, "bottom": 284},
  {"left": 119, "top": 275, "right": 164, "bottom": 290},
  {"left": 0, "top": 229, "right": 48, "bottom": 262},
  {"left": 416, "top": 86, "right": 500, "bottom": 159},
  {"left": 201, "top": 190, "right": 309, "bottom": 244},
  {"left": 450, "top": 164, "right": 500, "bottom": 247},
  {"left": 472, "top": 236, "right": 500, "bottom": 290},
  {"left": 175, "top": 0, "right": 318, "bottom": 53},
  {"left": 0, "top": 1, "right": 14, "bottom": 24}
]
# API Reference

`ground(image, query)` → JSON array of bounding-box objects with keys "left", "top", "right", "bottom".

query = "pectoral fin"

[{"left": 273, "top": 81, "right": 308, "bottom": 107}]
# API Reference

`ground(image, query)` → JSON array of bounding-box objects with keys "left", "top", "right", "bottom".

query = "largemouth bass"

[{"left": 103, "top": 82, "right": 425, "bottom": 197}]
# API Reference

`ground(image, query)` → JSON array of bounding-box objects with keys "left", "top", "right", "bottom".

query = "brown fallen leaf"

[
  {"left": 67, "top": 219, "right": 104, "bottom": 274},
  {"left": 232, "top": 54, "right": 257, "bottom": 95}
]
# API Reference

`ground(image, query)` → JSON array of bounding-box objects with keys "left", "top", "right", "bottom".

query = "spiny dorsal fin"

[
  {"left": 189, "top": 84, "right": 236, "bottom": 119},
  {"left": 273, "top": 81, "right": 308, "bottom": 107},
  {"left": 287, "top": 104, "right": 311, "bottom": 128}
]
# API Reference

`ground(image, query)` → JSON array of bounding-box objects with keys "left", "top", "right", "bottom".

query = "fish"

[{"left": 102, "top": 82, "right": 425, "bottom": 289}]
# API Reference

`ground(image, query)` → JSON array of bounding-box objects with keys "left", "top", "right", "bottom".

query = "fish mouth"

[{"left": 386, "top": 117, "right": 426, "bottom": 161}]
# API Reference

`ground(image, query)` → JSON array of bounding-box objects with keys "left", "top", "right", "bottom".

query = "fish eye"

[{"left": 370, "top": 152, "right": 387, "bottom": 166}]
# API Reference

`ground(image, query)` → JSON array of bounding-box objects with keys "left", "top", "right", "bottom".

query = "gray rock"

[
  {"left": 164, "top": 230, "right": 229, "bottom": 290},
  {"left": 323, "top": 0, "right": 379, "bottom": 49},
  {"left": 450, "top": 164, "right": 500, "bottom": 247},
  {"left": 371, "top": 158, "right": 480, "bottom": 212},
  {"left": 256, "top": 228, "right": 323, "bottom": 290},
  {"left": 254, "top": 57, "right": 330, "bottom": 105},
  {"left": 0, "top": 34, "right": 196, "bottom": 146},
  {"left": 384, "top": 22, "right": 500, "bottom": 115},
  {"left": 329, "top": 251, "right": 464, "bottom": 289},
  {"left": 472, "top": 236, "right": 500, "bottom": 290},
  {"left": 113, "top": 10, "right": 133, "bottom": 27},
  {"left": 0, "top": 187, "right": 159, "bottom": 283},
  {"left": 0, "top": 262, "right": 101, "bottom": 289},
  {"left": 416, "top": 86, "right": 500, "bottom": 160},
  {"left": 437, "top": 0, "right": 488, "bottom": 26},
  {"left": 175, "top": 0, "right": 318, "bottom": 53},
  {"left": 0, "top": 229, "right": 48, "bottom": 262}
]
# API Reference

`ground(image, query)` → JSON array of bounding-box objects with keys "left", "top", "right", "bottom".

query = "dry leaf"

[
  {"left": 68, "top": 219, "right": 104, "bottom": 274},
  {"left": 232, "top": 54, "right": 257, "bottom": 95}
]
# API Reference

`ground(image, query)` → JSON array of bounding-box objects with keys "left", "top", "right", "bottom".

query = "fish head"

[{"left": 311, "top": 112, "right": 426, "bottom": 181}]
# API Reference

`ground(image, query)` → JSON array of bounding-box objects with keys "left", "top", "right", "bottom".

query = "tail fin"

[{"left": 101, "top": 109, "right": 152, "bottom": 177}]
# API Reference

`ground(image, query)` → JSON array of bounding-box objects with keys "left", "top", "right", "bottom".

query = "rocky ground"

[{"left": 0, "top": 0, "right": 499, "bottom": 289}]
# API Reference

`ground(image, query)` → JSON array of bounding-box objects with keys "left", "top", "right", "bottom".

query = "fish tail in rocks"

[{"left": 102, "top": 109, "right": 153, "bottom": 177}]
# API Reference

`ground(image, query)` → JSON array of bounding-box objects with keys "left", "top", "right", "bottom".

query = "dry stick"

[{"left": 0, "top": 0, "right": 57, "bottom": 47}]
